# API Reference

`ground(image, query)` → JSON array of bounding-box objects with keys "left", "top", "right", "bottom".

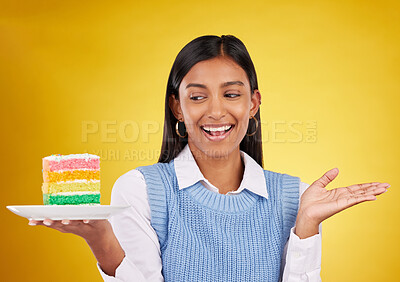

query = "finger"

[
  {"left": 372, "top": 186, "right": 388, "bottom": 196},
  {"left": 43, "top": 219, "right": 55, "bottom": 226},
  {"left": 62, "top": 220, "right": 81, "bottom": 226},
  {"left": 347, "top": 182, "right": 377, "bottom": 193},
  {"left": 311, "top": 168, "right": 339, "bottom": 189},
  {"left": 356, "top": 186, "right": 388, "bottom": 197},
  {"left": 340, "top": 185, "right": 390, "bottom": 209},
  {"left": 351, "top": 183, "right": 390, "bottom": 196},
  {"left": 28, "top": 219, "right": 40, "bottom": 226},
  {"left": 43, "top": 219, "right": 77, "bottom": 229},
  {"left": 28, "top": 220, "right": 53, "bottom": 227},
  {"left": 29, "top": 219, "right": 66, "bottom": 227},
  {"left": 42, "top": 220, "right": 85, "bottom": 233},
  {"left": 68, "top": 220, "right": 92, "bottom": 225},
  {"left": 45, "top": 219, "right": 90, "bottom": 227},
  {"left": 351, "top": 194, "right": 377, "bottom": 205},
  {"left": 348, "top": 182, "right": 390, "bottom": 194},
  {"left": 27, "top": 219, "right": 89, "bottom": 236},
  {"left": 338, "top": 193, "right": 377, "bottom": 210},
  {"left": 44, "top": 219, "right": 71, "bottom": 229}
]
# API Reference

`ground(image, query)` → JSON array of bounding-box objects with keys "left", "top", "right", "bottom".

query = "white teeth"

[{"left": 202, "top": 125, "right": 232, "bottom": 132}]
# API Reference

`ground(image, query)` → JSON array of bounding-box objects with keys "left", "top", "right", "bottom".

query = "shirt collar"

[{"left": 173, "top": 144, "right": 268, "bottom": 199}]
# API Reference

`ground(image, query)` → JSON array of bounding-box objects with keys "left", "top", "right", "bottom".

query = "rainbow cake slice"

[{"left": 42, "top": 154, "right": 100, "bottom": 205}]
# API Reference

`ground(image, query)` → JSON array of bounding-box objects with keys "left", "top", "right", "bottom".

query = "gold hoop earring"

[
  {"left": 175, "top": 120, "right": 187, "bottom": 138},
  {"left": 246, "top": 116, "right": 258, "bottom": 136}
]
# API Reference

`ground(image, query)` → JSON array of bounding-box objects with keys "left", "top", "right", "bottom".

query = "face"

[{"left": 169, "top": 56, "right": 261, "bottom": 159}]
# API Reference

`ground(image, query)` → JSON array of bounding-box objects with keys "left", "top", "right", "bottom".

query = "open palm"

[{"left": 299, "top": 168, "right": 390, "bottom": 224}]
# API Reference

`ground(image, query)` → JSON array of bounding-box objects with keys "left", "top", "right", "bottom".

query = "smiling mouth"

[{"left": 200, "top": 125, "right": 234, "bottom": 137}]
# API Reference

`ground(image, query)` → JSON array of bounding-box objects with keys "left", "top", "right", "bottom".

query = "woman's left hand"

[{"left": 295, "top": 168, "right": 390, "bottom": 239}]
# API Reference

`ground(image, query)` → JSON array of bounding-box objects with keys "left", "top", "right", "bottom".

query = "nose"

[{"left": 207, "top": 96, "right": 226, "bottom": 120}]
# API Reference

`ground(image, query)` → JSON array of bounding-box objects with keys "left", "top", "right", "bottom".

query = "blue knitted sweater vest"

[{"left": 135, "top": 160, "right": 300, "bottom": 282}]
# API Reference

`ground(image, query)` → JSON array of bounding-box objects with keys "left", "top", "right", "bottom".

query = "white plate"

[{"left": 6, "top": 205, "right": 130, "bottom": 220}]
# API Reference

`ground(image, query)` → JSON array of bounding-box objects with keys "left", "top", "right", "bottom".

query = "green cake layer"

[{"left": 43, "top": 193, "right": 100, "bottom": 205}]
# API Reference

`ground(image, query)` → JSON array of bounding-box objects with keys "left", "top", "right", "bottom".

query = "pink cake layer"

[{"left": 43, "top": 158, "right": 100, "bottom": 172}]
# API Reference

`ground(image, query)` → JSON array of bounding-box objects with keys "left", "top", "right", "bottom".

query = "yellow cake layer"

[
  {"left": 43, "top": 169, "right": 100, "bottom": 183},
  {"left": 42, "top": 181, "right": 100, "bottom": 194}
]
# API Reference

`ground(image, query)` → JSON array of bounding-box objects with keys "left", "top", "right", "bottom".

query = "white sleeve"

[
  {"left": 281, "top": 181, "right": 322, "bottom": 282},
  {"left": 96, "top": 169, "right": 164, "bottom": 282}
]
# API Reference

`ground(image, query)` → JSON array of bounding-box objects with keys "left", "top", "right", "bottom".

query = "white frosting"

[
  {"left": 49, "top": 168, "right": 99, "bottom": 173},
  {"left": 43, "top": 153, "right": 100, "bottom": 162},
  {"left": 53, "top": 191, "right": 100, "bottom": 196}
]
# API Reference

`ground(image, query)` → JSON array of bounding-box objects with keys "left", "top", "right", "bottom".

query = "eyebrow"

[{"left": 185, "top": 81, "right": 245, "bottom": 89}]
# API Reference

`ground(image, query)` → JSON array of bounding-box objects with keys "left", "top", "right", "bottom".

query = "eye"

[
  {"left": 190, "top": 96, "right": 205, "bottom": 101},
  {"left": 225, "top": 93, "right": 241, "bottom": 98}
]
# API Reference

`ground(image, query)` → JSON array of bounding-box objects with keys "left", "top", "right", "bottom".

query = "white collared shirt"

[{"left": 97, "top": 144, "right": 322, "bottom": 281}]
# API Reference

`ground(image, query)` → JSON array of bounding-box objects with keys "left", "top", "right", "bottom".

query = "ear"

[
  {"left": 168, "top": 94, "right": 184, "bottom": 121},
  {"left": 249, "top": 89, "right": 261, "bottom": 117}
]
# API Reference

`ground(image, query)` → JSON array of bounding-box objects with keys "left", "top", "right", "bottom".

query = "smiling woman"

[
  {"left": 169, "top": 55, "right": 262, "bottom": 193},
  {"left": 159, "top": 35, "right": 263, "bottom": 167},
  {"left": 29, "top": 35, "right": 390, "bottom": 282},
  {"left": 183, "top": 79, "right": 245, "bottom": 142}
]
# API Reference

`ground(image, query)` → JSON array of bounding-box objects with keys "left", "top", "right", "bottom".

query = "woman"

[{"left": 29, "top": 35, "right": 389, "bottom": 281}]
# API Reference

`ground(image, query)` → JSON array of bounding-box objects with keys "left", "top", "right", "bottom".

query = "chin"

[{"left": 200, "top": 145, "right": 237, "bottom": 160}]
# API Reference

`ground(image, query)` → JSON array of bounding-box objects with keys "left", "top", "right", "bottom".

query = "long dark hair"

[{"left": 157, "top": 35, "right": 263, "bottom": 168}]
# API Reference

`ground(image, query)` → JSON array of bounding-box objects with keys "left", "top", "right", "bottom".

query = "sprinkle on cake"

[{"left": 42, "top": 153, "right": 100, "bottom": 205}]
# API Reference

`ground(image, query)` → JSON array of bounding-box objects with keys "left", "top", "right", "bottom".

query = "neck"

[{"left": 188, "top": 142, "right": 244, "bottom": 195}]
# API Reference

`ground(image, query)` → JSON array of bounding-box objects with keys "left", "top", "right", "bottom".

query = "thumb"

[{"left": 311, "top": 167, "right": 339, "bottom": 189}]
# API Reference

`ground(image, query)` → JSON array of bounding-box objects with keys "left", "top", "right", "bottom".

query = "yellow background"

[{"left": 1, "top": 0, "right": 399, "bottom": 281}]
